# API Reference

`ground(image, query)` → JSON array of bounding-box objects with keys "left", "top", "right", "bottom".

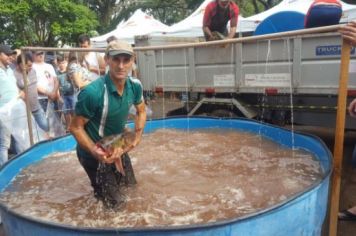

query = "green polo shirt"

[{"left": 75, "top": 74, "right": 143, "bottom": 143}]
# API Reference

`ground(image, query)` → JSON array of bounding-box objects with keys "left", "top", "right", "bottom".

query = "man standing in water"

[
  {"left": 70, "top": 40, "right": 146, "bottom": 208},
  {"left": 202, "top": 0, "right": 239, "bottom": 41}
]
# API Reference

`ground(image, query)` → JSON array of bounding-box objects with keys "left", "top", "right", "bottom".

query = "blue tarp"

[{"left": 254, "top": 11, "right": 305, "bottom": 36}]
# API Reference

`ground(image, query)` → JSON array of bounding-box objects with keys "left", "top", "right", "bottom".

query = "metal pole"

[
  {"left": 133, "top": 25, "right": 341, "bottom": 51},
  {"left": 21, "top": 25, "right": 341, "bottom": 54},
  {"left": 328, "top": 39, "right": 352, "bottom": 236},
  {"left": 20, "top": 52, "right": 34, "bottom": 146}
]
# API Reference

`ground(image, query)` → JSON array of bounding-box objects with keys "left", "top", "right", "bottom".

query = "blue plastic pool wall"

[{"left": 0, "top": 118, "right": 332, "bottom": 236}]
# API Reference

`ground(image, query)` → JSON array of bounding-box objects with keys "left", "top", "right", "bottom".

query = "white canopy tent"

[
  {"left": 91, "top": 9, "right": 170, "bottom": 47},
  {"left": 246, "top": 0, "right": 356, "bottom": 23}
]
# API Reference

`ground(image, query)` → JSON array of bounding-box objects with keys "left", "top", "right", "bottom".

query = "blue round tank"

[
  {"left": 254, "top": 11, "right": 306, "bottom": 35},
  {"left": 0, "top": 117, "right": 332, "bottom": 236}
]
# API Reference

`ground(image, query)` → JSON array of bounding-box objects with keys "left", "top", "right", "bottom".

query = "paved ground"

[{"left": 1, "top": 97, "right": 355, "bottom": 235}]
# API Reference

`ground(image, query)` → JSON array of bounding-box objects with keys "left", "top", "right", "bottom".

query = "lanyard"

[{"left": 98, "top": 83, "right": 109, "bottom": 138}]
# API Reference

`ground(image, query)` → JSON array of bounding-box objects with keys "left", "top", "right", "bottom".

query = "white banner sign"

[
  {"left": 350, "top": 61, "right": 356, "bottom": 73},
  {"left": 244, "top": 73, "right": 291, "bottom": 87},
  {"left": 214, "top": 74, "right": 235, "bottom": 87}
]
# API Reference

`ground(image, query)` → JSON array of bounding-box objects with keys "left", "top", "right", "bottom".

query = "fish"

[
  {"left": 211, "top": 31, "right": 226, "bottom": 41},
  {"left": 96, "top": 130, "right": 136, "bottom": 155},
  {"left": 96, "top": 129, "right": 136, "bottom": 177}
]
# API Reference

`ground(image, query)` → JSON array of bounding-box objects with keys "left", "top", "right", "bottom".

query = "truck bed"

[{"left": 135, "top": 32, "right": 356, "bottom": 128}]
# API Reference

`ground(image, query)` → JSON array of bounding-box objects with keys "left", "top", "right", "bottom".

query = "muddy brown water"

[{"left": 0, "top": 128, "right": 323, "bottom": 228}]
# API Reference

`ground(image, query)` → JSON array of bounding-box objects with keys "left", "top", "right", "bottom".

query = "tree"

[
  {"left": 235, "top": 0, "right": 281, "bottom": 16},
  {"left": 140, "top": 0, "right": 191, "bottom": 25},
  {"left": 0, "top": 0, "right": 98, "bottom": 47},
  {"left": 80, "top": 0, "right": 193, "bottom": 32},
  {"left": 251, "top": 0, "right": 279, "bottom": 14},
  {"left": 79, "top": 0, "right": 119, "bottom": 33}
]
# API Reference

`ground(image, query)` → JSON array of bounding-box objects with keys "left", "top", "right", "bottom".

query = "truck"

[{"left": 134, "top": 30, "right": 356, "bottom": 129}]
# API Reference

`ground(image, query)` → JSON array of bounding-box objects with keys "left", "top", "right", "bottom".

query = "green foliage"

[
  {"left": 139, "top": 0, "right": 195, "bottom": 25},
  {"left": 81, "top": 0, "right": 118, "bottom": 33},
  {"left": 236, "top": 0, "right": 281, "bottom": 16},
  {"left": 0, "top": 0, "right": 98, "bottom": 47}
]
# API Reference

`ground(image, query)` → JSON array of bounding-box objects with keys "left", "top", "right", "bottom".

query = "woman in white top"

[{"left": 67, "top": 51, "right": 91, "bottom": 90}]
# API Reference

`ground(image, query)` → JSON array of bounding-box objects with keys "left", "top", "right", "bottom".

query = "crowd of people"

[
  {"left": 0, "top": 34, "right": 139, "bottom": 165},
  {"left": 0, "top": 34, "right": 146, "bottom": 208}
]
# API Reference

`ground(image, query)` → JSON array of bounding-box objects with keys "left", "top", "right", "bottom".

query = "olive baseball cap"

[{"left": 106, "top": 40, "right": 134, "bottom": 56}]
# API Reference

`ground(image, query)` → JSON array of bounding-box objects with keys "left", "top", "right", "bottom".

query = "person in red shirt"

[
  {"left": 203, "top": 0, "right": 239, "bottom": 41},
  {"left": 305, "top": 0, "right": 342, "bottom": 28}
]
